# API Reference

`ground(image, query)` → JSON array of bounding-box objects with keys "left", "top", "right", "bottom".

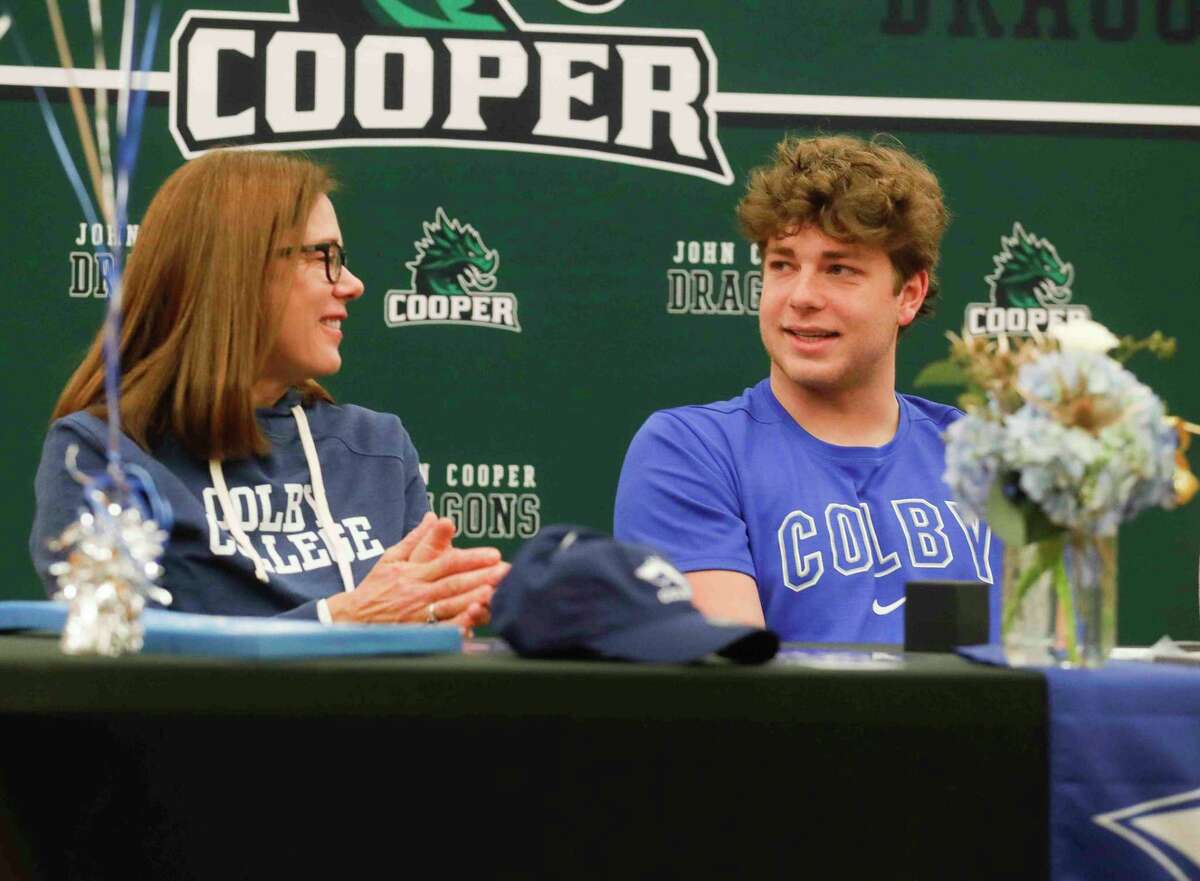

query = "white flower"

[{"left": 1049, "top": 319, "right": 1120, "bottom": 354}]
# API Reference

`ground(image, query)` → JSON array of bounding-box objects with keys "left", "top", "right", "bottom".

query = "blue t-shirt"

[
  {"left": 614, "top": 379, "right": 1001, "bottom": 644},
  {"left": 30, "top": 391, "right": 429, "bottom": 620}
]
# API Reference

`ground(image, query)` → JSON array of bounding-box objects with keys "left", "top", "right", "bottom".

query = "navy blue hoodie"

[{"left": 30, "top": 391, "right": 428, "bottom": 620}]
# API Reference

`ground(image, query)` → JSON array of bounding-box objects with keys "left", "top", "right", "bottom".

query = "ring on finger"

[{"left": 425, "top": 602, "right": 439, "bottom": 624}]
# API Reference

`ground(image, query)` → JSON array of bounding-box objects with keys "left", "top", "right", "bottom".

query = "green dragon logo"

[
  {"left": 985, "top": 222, "right": 1075, "bottom": 309},
  {"left": 386, "top": 208, "right": 518, "bottom": 331},
  {"left": 405, "top": 208, "right": 500, "bottom": 295},
  {"left": 367, "top": 0, "right": 505, "bottom": 31}
]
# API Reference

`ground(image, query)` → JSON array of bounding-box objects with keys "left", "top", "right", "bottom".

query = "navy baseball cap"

[{"left": 492, "top": 525, "right": 779, "bottom": 664}]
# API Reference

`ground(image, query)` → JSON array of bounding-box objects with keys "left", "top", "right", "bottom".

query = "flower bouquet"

[{"left": 917, "top": 321, "right": 1198, "bottom": 667}]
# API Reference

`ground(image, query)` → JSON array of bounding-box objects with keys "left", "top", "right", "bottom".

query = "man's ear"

[{"left": 897, "top": 270, "right": 929, "bottom": 327}]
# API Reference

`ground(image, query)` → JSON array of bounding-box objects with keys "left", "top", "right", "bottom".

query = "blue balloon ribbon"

[
  {"left": 6, "top": 19, "right": 103, "bottom": 233},
  {"left": 13, "top": 3, "right": 172, "bottom": 529}
]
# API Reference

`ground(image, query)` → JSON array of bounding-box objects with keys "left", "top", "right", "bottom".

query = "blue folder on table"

[{"left": 0, "top": 601, "right": 461, "bottom": 658}]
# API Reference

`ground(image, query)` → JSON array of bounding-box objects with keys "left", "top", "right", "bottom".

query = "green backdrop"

[{"left": 2, "top": 0, "right": 1198, "bottom": 641}]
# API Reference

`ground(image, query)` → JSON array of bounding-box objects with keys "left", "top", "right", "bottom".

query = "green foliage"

[
  {"left": 913, "top": 358, "right": 967, "bottom": 388},
  {"left": 918, "top": 327, "right": 1180, "bottom": 419},
  {"left": 984, "top": 479, "right": 1062, "bottom": 547},
  {"left": 1113, "top": 330, "right": 1176, "bottom": 365},
  {"left": 1000, "top": 533, "right": 1066, "bottom": 634}
]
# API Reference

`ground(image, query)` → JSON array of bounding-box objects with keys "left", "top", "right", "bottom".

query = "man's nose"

[{"left": 786, "top": 269, "right": 826, "bottom": 309}]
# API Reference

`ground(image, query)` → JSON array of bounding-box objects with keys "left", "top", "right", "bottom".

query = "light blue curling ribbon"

[
  {"left": 5, "top": 15, "right": 103, "bottom": 234},
  {"left": 11, "top": 4, "right": 171, "bottom": 530}
]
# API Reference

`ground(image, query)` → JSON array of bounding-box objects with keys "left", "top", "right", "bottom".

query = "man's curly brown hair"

[{"left": 737, "top": 134, "right": 949, "bottom": 321}]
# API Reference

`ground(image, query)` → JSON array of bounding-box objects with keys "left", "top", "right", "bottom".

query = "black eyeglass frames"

[{"left": 280, "top": 241, "right": 347, "bottom": 284}]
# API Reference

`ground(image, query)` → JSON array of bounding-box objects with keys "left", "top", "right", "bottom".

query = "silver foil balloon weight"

[{"left": 47, "top": 488, "right": 171, "bottom": 657}]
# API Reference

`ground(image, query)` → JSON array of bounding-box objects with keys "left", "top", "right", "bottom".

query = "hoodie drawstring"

[
  {"left": 290, "top": 405, "right": 356, "bottom": 593},
  {"left": 208, "top": 405, "right": 356, "bottom": 593}
]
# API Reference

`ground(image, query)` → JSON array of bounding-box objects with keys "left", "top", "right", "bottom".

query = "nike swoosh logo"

[{"left": 872, "top": 597, "right": 906, "bottom": 615}]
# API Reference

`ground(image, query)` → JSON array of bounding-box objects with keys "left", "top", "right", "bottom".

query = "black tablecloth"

[{"left": 0, "top": 636, "right": 1048, "bottom": 881}]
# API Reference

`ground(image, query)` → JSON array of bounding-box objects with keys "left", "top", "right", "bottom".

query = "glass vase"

[{"left": 1001, "top": 532, "right": 1117, "bottom": 668}]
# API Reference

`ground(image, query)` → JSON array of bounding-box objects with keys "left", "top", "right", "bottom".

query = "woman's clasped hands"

[{"left": 324, "top": 512, "right": 508, "bottom": 632}]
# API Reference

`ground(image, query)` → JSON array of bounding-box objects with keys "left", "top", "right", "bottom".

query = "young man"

[{"left": 613, "top": 135, "right": 1000, "bottom": 643}]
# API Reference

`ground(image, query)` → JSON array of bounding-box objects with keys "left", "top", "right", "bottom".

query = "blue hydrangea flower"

[
  {"left": 942, "top": 349, "right": 1177, "bottom": 537},
  {"left": 943, "top": 413, "right": 1005, "bottom": 519}
]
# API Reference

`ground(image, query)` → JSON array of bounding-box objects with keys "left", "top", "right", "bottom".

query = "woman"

[{"left": 30, "top": 150, "right": 505, "bottom": 628}]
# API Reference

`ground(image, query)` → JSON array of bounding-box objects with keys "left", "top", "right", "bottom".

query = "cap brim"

[{"left": 586, "top": 610, "right": 779, "bottom": 665}]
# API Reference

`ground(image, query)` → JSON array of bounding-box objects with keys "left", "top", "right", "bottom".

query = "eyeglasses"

[{"left": 280, "top": 241, "right": 347, "bottom": 284}]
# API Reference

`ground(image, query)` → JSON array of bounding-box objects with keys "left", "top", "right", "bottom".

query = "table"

[{"left": 0, "top": 635, "right": 1048, "bottom": 881}]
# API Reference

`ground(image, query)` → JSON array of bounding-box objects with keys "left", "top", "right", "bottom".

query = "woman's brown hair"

[
  {"left": 737, "top": 134, "right": 949, "bottom": 321},
  {"left": 53, "top": 150, "right": 335, "bottom": 460}
]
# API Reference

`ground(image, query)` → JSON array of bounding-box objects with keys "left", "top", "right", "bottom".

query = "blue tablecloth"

[
  {"left": 0, "top": 601, "right": 462, "bottom": 658},
  {"left": 960, "top": 645, "right": 1200, "bottom": 881}
]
